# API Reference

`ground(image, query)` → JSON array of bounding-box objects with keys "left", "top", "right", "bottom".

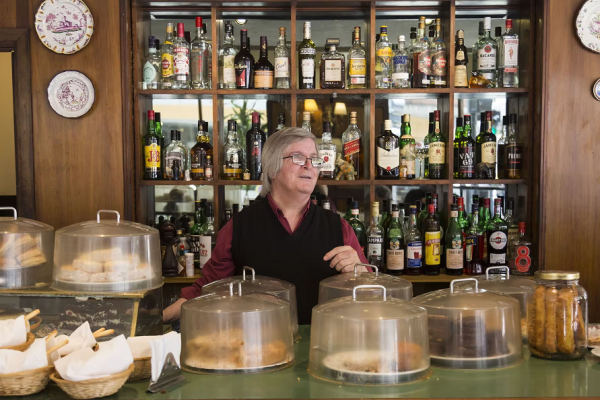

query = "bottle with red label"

[
  {"left": 342, "top": 111, "right": 363, "bottom": 179},
  {"left": 509, "top": 222, "right": 533, "bottom": 275},
  {"left": 487, "top": 198, "right": 508, "bottom": 267},
  {"left": 172, "top": 23, "right": 190, "bottom": 89},
  {"left": 234, "top": 29, "right": 254, "bottom": 89},
  {"left": 318, "top": 121, "right": 336, "bottom": 179}
]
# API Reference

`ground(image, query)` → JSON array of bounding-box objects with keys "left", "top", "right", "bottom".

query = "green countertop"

[{"left": 15, "top": 326, "right": 600, "bottom": 400}]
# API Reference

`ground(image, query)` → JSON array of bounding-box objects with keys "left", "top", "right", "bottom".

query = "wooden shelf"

[
  {"left": 374, "top": 179, "right": 450, "bottom": 185},
  {"left": 139, "top": 180, "right": 215, "bottom": 186},
  {"left": 453, "top": 179, "right": 527, "bottom": 185},
  {"left": 164, "top": 274, "right": 202, "bottom": 284},
  {"left": 218, "top": 180, "right": 262, "bottom": 186},
  {"left": 317, "top": 179, "right": 371, "bottom": 185},
  {"left": 453, "top": 87, "right": 529, "bottom": 94}
]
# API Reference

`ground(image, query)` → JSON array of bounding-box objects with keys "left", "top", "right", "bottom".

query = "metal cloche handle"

[
  {"left": 229, "top": 281, "right": 242, "bottom": 297},
  {"left": 353, "top": 284, "right": 386, "bottom": 301},
  {"left": 242, "top": 266, "right": 256, "bottom": 281},
  {"left": 0, "top": 207, "right": 17, "bottom": 220},
  {"left": 450, "top": 278, "right": 479, "bottom": 294},
  {"left": 485, "top": 266, "right": 510, "bottom": 279},
  {"left": 353, "top": 263, "right": 378, "bottom": 276},
  {"left": 97, "top": 210, "right": 120, "bottom": 223}
]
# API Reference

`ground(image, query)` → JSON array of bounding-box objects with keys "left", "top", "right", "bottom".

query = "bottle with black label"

[
  {"left": 476, "top": 111, "right": 496, "bottom": 178},
  {"left": 445, "top": 204, "right": 464, "bottom": 275},
  {"left": 404, "top": 205, "right": 423, "bottom": 275},
  {"left": 506, "top": 113, "right": 523, "bottom": 178},
  {"left": 366, "top": 202, "right": 383, "bottom": 269},
  {"left": 422, "top": 204, "right": 441, "bottom": 275},
  {"left": 376, "top": 120, "right": 400, "bottom": 179},
  {"left": 487, "top": 198, "right": 508, "bottom": 266},
  {"left": 386, "top": 204, "right": 405, "bottom": 275},
  {"left": 427, "top": 110, "right": 445, "bottom": 179},
  {"left": 459, "top": 114, "right": 475, "bottom": 179}
]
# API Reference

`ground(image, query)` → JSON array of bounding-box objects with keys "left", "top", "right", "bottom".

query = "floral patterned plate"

[
  {"left": 35, "top": 0, "right": 94, "bottom": 54},
  {"left": 577, "top": 0, "right": 600, "bottom": 53},
  {"left": 47, "top": 71, "right": 95, "bottom": 118}
]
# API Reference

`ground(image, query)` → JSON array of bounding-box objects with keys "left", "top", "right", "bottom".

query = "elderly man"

[{"left": 163, "top": 127, "right": 368, "bottom": 324}]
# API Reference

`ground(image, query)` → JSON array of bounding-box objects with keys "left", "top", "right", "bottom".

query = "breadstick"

[
  {"left": 92, "top": 329, "right": 114, "bottom": 339},
  {"left": 92, "top": 328, "right": 105, "bottom": 335},
  {"left": 557, "top": 288, "right": 576, "bottom": 354},
  {"left": 46, "top": 339, "right": 68, "bottom": 355},
  {"left": 24, "top": 309, "right": 40, "bottom": 321},
  {"left": 545, "top": 287, "right": 558, "bottom": 353},
  {"left": 527, "top": 298, "right": 536, "bottom": 349},
  {"left": 533, "top": 286, "right": 546, "bottom": 351},
  {"left": 45, "top": 330, "right": 58, "bottom": 343}
]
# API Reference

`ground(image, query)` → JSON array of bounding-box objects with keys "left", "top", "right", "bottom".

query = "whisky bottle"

[
  {"left": 487, "top": 198, "right": 508, "bottom": 266},
  {"left": 376, "top": 120, "right": 400, "bottom": 179},
  {"left": 497, "top": 115, "right": 508, "bottom": 179},
  {"left": 254, "top": 36, "right": 274, "bottom": 89},
  {"left": 375, "top": 26, "right": 392, "bottom": 88},
  {"left": 318, "top": 121, "right": 336, "bottom": 179},
  {"left": 427, "top": 110, "right": 445, "bottom": 179},
  {"left": 446, "top": 204, "right": 464, "bottom": 275},
  {"left": 506, "top": 113, "right": 523, "bottom": 178},
  {"left": 405, "top": 205, "right": 423, "bottom": 276},
  {"left": 222, "top": 120, "right": 243, "bottom": 180},
  {"left": 413, "top": 19, "right": 430, "bottom": 88},
  {"left": 341, "top": 111, "right": 362, "bottom": 179},
  {"left": 320, "top": 43, "right": 345, "bottom": 89},
  {"left": 458, "top": 115, "right": 475, "bottom": 179},
  {"left": 218, "top": 22, "right": 237, "bottom": 89},
  {"left": 299, "top": 22, "right": 316, "bottom": 89},
  {"left": 386, "top": 204, "right": 405, "bottom": 275},
  {"left": 348, "top": 27, "right": 367, "bottom": 89},
  {"left": 476, "top": 111, "right": 496, "bottom": 178},
  {"left": 453, "top": 117, "right": 463, "bottom": 178},
  {"left": 160, "top": 23, "right": 175, "bottom": 89},
  {"left": 173, "top": 23, "right": 190, "bottom": 89},
  {"left": 274, "top": 27, "right": 290, "bottom": 89},
  {"left": 190, "top": 121, "right": 213, "bottom": 180},
  {"left": 143, "top": 110, "right": 161, "bottom": 180},
  {"left": 246, "top": 112, "right": 266, "bottom": 180},
  {"left": 400, "top": 114, "right": 416, "bottom": 179},
  {"left": 366, "top": 202, "right": 383, "bottom": 269},
  {"left": 165, "top": 130, "right": 188, "bottom": 180},
  {"left": 422, "top": 204, "right": 441, "bottom": 276},
  {"left": 430, "top": 19, "right": 447, "bottom": 87},
  {"left": 465, "top": 203, "right": 485, "bottom": 275},
  {"left": 454, "top": 30, "right": 469, "bottom": 88}
]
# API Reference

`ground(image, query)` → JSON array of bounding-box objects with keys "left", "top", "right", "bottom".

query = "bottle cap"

[
  {"left": 279, "top": 27, "right": 285, "bottom": 35},
  {"left": 303, "top": 111, "right": 310, "bottom": 120},
  {"left": 155, "top": 112, "right": 161, "bottom": 123},
  {"left": 457, "top": 197, "right": 464, "bottom": 204},
  {"left": 403, "top": 114, "right": 410, "bottom": 122},
  {"left": 228, "top": 120, "right": 237, "bottom": 131},
  {"left": 518, "top": 222, "right": 526, "bottom": 231},
  {"left": 323, "top": 121, "right": 331, "bottom": 131},
  {"left": 391, "top": 203, "right": 399, "bottom": 212},
  {"left": 484, "top": 17, "right": 491, "bottom": 30},
  {"left": 428, "top": 204, "right": 435, "bottom": 213},
  {"left": 456, "top": 117, "right": 463, "bottom": 127},
  {"left": 486, "top": 111, "right": 492, "bottom": 121},
  {"left": 380, "top": 26, "right": 388, "bottom": 34},
  {"left": 409, "top": 205, "right": 417, "bottom": 215},
  {"left": 252, "top": 112, "right": 260, "bottom": 124},
  {"left": 304, "top": 21, "right": 311, "bottom": 27},
  {"left": 170, "top": 130, "right": 176, "bottom": 140},
  {"left": 472, "top": 203, "right": 479, "bottom": 212},
  {"left": 457, "top": 29, "right": 464, "bottom": 39},
  {"left": 260, "top": 35, "right": 267, "bottom": 43},
  {"left": 196, "top": 17, "right": 202, "bottom": 27},
  {"left": 148, "top": 36, "right": 156, "bottom": 47},
  {"left": 434, "top": 110, "right": 440, "bottom": 120},
  {"left": 351, "top": 201, "right": 359, "bottom": 209},
  {"left": 391, "top": 44, "right": 398, "bottom": 51},
  {"left": 495, "top": 198, "right": 501, "bottom": 205},
  {"left": 506, "top": 19, "right": 513, "bottom": 29},
  {"left": 177, "top": 23, "right": 185, "bottom": 37},
  {"left": 464, "top": 114, "right": 471, "bottom": 124},
  {"left": 399, "top": 35, "right": 406, "bottom": 41},
  {"left": 451, "top": 204, "right": 458, "bottom": 211},
  {"left": 411, "top": 26, "right": 417, "bottom": 31},
  {"left": 484, "top": 198, "right": 491, "bottom": 207},
  {"left": 148, "top": 110, "right": 155, "bottom": 120},
  {"left": 384, "top": 120, "right": 392, "bottom": 130}
]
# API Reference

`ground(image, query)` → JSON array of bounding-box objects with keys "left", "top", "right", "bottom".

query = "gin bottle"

[
  {"left": 191, "top": 17, "right": 210, "bottom": 89},
  {"left": 218, "top": 22, "right": 237, "bottom": 89},
  {"left": 392, "top": 35, "right": 410, "bottom": 88},
  {"left": 474, "top": 17, "right": 498, "bottom": 87},
  {"left": 143, "top": 36, "right": 160, "bottom": 89},
  {"left": 274, "top": 27, "right": 290, "bottom": 89},
  {"left": 500, "top": 19, "right": 519, "bottom": 88},
  {"left": 375, "top": 26, "right": 392, "bottom": 88},
  {"left": 348, "top": 26, "right": 367, "bottom": 89},
  {"left": 172, "top": 23, "right": 190, "bottom": 89}
]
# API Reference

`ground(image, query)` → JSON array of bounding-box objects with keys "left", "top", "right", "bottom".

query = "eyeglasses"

[{"left": 282, "top": 154, "right": 324, "bottom": 168}]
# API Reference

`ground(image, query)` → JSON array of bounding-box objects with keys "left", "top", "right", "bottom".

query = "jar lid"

[{"left": 535, "top": 270, "right": 580, "bottom": 281}]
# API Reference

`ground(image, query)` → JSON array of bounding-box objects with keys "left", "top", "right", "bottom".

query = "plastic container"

[
  {"left": 52, "top": 210, "right": 162, "bottom": 293},
  {"left": 0, "top": 207, "right": 54, "bottom": 289},
  {"left": 202, "top": 267, "right": 299, "bottom": 341},
  {"left": 413, "top": 278, "right": 524, "bottom": 369},
  {"left": 181, "top": 281, "right": 294, "bottom": 373},
  {"left": 309, "top": 285, "right": 430, "bottom": 385},
  {"left": 527, "top": 270, "right": 587, "bottom": 360},
  {"left": 318, "top": 264, "right": 412, "bottom": 304}
]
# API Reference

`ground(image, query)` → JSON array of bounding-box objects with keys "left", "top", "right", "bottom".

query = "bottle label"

[
  {"left": 223, "top": 55, "right": 236, "bottom": 84},
  {"left": 274, "top": 57, "right": 290, "bottom": 78},
  {"left": 425, "top": 231, "right": 441, "bottom": 265},
  {"left": 515, "top": 245, "right": 532, "bottom": 273},
  {"left": 191, "top": 48, "right": 207, "bottom": 82},
  {"left": 456, "top": 50, "right": 465, "bottom": 61},
  {"left": 173, "top": 46, "right": 190, "bottom": 77},
  {"left": 431, "top": 50, "right": 447, "bottom": 76},
  {"left": 324, "top": 59, "right": 342, "bottom": 82},
  {"left": 161, "top": 53, "right": 174, "bottom": 78},
  {"left": 225, "top": 153, "right": 242, "bottom": 176},
  {"left": 428, "top": 141, "right": 445, "bottom": 164},
  {"left": 503, "top": 38, "right": 519, "bottom": 67},
  {"left": 400, "top": 142, "right": 416, "bottom": 176},
  {"left": 393, "top": 54, "right": 408, "bottom": 69},
  {"left": 318, "top": 149, "right": 336, "bottom": 172},
  {"left": 477, "top": 45, "right": 497, "bottom": 70},
  {"left": 144, "top": 143, "right": 160, "bottom": 169},
  {"left": 418, "top": 50, "right": 431, "bottom": 75},
  {"left": 301, "top": 59, "right": 315, "bottom": 82},
  {"left": 367, "top": 236, "right": 383, "bottom": 257},
  {"left": 481, "top": 142, "right": 496, "bottom": 164},
  {"left": 459, "top": 144, "right": 475, "bottom": 174},
  {"left": 446, "top": 248, "right": 463, "bottom": 269},
  {"left": 377, "top": 147, "right": 400, "bottom": 170},
  {"left": 190, "top": 234, "right": 200, "bottom": 262},
  {"left": 489, "top": 231, "right": 508, "bottom": 250},
  {"left": 199, "top": 236, "right": 212, "bottom": 268},
  {"left": 392, "top": 72, "right": 410, "bottom": 81},
  {"left": 191, "top": 166, "right": 204, "bottom": 174},
  {"left": 236, "top": 65, "right": 248, "bottom": 87},
  {"left": 454, "top": 65, "right": 468, "bottom": 87},
  {"left": 349, "top": 58, "right": 366, "bottom": 83},
  {"left": 466, "top": 235, "right": 476, "bottom": 261},
  {"left": 205, "top": 166, "right": 213, "bottom": 179},
  {"left": 386, "top": 248, "right": 404, "bottom": 271},
  {"left": 376, "top": 47, "right": 392, "bottom": 81},
  {"left": 254, "top": 70, "right": 274, "bottom": 88},
  {"left": 300, "top": 48, "right": 316, "bottom": 56},
  {"left": 143, "top": 61, "right": 157, "bottom": 84},
  {"left": 490, "top": 253, "right": 506, "bottom": 264},
  {"left": 344, "top": 138, "right": 361, "bottom": 157},
  {"left": 407, "top": 241, "right": 422, "bottom": 268},
  {"left": 506, "top": 144, "right": 523, "bottom": 170}
]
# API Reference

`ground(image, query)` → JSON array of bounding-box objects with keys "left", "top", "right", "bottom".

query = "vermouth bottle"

[
  {"left": 487, "top": 198, "right": 508, "bottom": 266},
  {"left": 366, "top": 202, "right": 383, "bottom": 269},
  {"left": 459, "top": 115, "right": 475, "bottom": 178},
  {"left": 341, "top": 111, "right": 362, "bottom": 179},
  {"left": 386, "top": 204, "right": 405, "bottom": 275},
  {"left": 274, "top": 27, "right": 290, "bottom": 89},
  {"left": 299, "top": 22, "right": 316, "bottom": 89},
  {"left": 348, "top": 26, "right": 367, "bottom": 89},
  {"left": 376, "top": 120, "right": 400, "bottom": 179},
  {"left": 427, "top": 110, "right": 445, "bottom": 179},
  {"left": 399, "top": 114, "right": 416, "bottom": 179},
  {"left": 172, "top": 23, "right": 190, "bottom": 89}
]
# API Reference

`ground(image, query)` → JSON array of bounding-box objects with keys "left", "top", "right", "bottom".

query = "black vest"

[{"left": 231, "top": 199, "right": 343, "bottom": 324}]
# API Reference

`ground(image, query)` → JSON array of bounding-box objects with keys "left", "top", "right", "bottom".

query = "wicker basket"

[
  {"left": 29, "top": 316, "right": 42, "bottom": 332},
  {"left": 0, "top": 366, "right": 54, "bottom": 396},
  {"left": 0, "top": 333, "right": 35, "bottom": 351},
  {"left": 128, "top": 357, "right": 151, "bottom": 381},
  {"left": 50, "top": 363, "right": 134, "bottom": 399}
]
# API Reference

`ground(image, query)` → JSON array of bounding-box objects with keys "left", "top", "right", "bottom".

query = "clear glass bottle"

[
  {"left": 405, "top": 205, "right": 423, "bottom": 276},
  {"left": 474, "top": 17, "right": 498, "bottom": 87},
  {"left": 392, "top": 35, "right": 410, "bottom": 88},
  {"left": 199, "top": 202, "right": 216, "bottom": 269},
  {"left": 275, "top": 113, "right": 286, "bottom": 132},
  {"left": 430, "top": 18, "right": 447, "bottom": 87},
  {"left": 301, "top": 111, "right": 311, "bottom": 131},
  {"left": 506, "top": 113, "right": 523, "bottom": 178},
  {"left": 143, "top": 35, "right": 160, "bottom": 90},
  {"left": 408, "top": 27, "right": 417, "bottom": 87},
  {"left": 341, "top": 111, "right": 362, "bottom": 179},
  {"left": 413, "top": 19, "right": 430, "bottom": 88},
  {"left": 274, "top": 27, "right": 290, "bottom": 89},
  {"left": 160, "top": 23, "right": 175, "bottom": 89},
  {"left": 222, "top": 120, "right": 244, "bottom": 180},
  {"left": 203, "top": 23, "right": 213, "bottom": 88},
  {"left": 165, "top": 130, "right": 189, "bottom": 180},
  {"left": 348, "top": 26, "right": 367, "bottom": 89},
  {"left": 299, "top": 22, "right": 316, "bottom": 89},
  {"left": 191, "top": 17, "right": 211, "bottom": 90},
  {"left": 366, "top": 202, "right": 383, "bottom": 269},
  {"left": 386, "top": 204, "right": 405, "bottom": 275},
  {"left": 205, "top": 154, "right": 213, "bottom": 181},
  {"left": 320, "top": 44, "right": 345, "bottom": 89},
  {"left": 218, "top": 21, "right": 237, "bottom": 89},
  {"left": 500, "top": 19, "right": 519, "bottom": 88},
  {"left": 375, "top": 26, "right": 392, "bottom": 88},
  {"left": 173, "top": 23, "right": 190, "bottom": 89},
  {"left": 318, "top": 121, "right": 336, "bottom": 179}
]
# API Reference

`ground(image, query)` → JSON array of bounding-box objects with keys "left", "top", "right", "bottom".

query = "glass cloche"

[
  {"left": 202, "top": 267, "right": 299, "bottom": 341},
  {"left": 181, "top": 281, "right": 295, "bottom": 374},
  {"left": 412, "top": 278, "right": 524, "bottom": 370},
  {"left": 0, "top": 207, "right": 54, "bottom": 289},
  {"left": 309, "top": 285, "right": 430, "bottom": 385},
  {"left": 318, "top": 264, "right": 412, "bottom": 304},
  {"left": 52, "top": 210, "right": 162, "bottom": 293}
]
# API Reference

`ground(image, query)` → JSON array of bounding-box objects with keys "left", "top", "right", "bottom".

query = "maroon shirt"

[{"left": 180, "top": 195, "right": 368, "bottom": 300}]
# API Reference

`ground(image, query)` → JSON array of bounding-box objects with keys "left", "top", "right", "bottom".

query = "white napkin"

[
  {"left": 126, "top": 336, "right": 153, "bottom": 359},
  {"left": 55, "top": 321, "right": 96, "bottom": 356},
  {"left": 150, "top": 332, "right": 181, "bottom": 382},
  {"left": 45, "top": 337, "right": 60, "bottom": 365},
  {"left": 0, "top": 315, "right": 27, "bottom": 348},
  {"left": 54, "top": 335, "right": 133, "bottom": 382},
  {"left": 0, "top": 338, "right": 48, "bottom": 374}
]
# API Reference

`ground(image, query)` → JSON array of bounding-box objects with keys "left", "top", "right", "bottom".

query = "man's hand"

[
  {"left": 323, "top": 246, "right": 367, "bottom": 273},
  {"left": 163, "top": 298, "right": 188, "bottom": 322}
]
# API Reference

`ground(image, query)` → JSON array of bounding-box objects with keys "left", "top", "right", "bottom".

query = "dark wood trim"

[{"left": 121, "top": 0, "right": 135, "bottom": 221}]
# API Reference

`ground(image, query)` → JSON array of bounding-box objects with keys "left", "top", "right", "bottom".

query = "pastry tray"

[
  {"left": 53, "top": 277, "right": 158, "bottom": 293},
  {"left": 182, "top": 359, "right": 294, "bottom": 375},
  {"left": 0, "top": 263, "right": 50, "bottom": 289},
  {"left": 429, "top": 343, "right": 523, "bottom": 370}
]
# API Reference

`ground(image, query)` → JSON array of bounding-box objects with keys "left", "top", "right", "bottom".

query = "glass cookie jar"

[{"left": 527, "top": 270, "right": 587, "bottom": 360}]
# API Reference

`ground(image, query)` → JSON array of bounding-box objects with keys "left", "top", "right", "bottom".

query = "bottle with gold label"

[
  {"left": 222, "top": 120, "right": 243, "bottom": 180},
  {"left": 190, "top": 121, "right": 213, "bottom": 180},
  {"left": 400, "top": 114, "right": 416, "bottom": 179},
  {"left": 348, "top": 26, "right": 366, "bottom": 89},
  {"left": 143, "top": 110, "right": 161, "bottom": 180},
  {"left": 454, "top": 30, "right": 469, "bottom": 88},
  {"left": 476, "top": 110, "right": 496, "bottom": 178},
  {"left": 254, "top": 36, "right": 274, "bottom": 89},
  {"left": 375, "top": 26, "right": 392, "bottom": 88},
  {"left": 422, "top": 204, "right": 441, "bottom": 276},
  {"left": 427, "top": 110, "right": 445, "bottom": 179},
  {"left": 161, "top": 23, "right": 175, "bottom": 89}
]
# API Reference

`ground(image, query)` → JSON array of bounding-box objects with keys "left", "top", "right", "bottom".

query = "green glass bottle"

[
  {"left": 424, "top": 112, "right": 434, "bottom": 178},
  {"left": 189, "top": 200, "right": 202, "bottom": 269},
  {"left": 458, "top": 114, "right": 476, "bottom": 179},
  {"left": 143, "top": 110, "right": 161, "bottom": 180},
  {"left": 386, "top": 204, "right": 405, "bottom": 275},
  {"left": 476, "top": 111, "right": 496, "bottom": 178},
  {"left": 343, "top": 197, "right": 354, "bottom": 222},
  {"left": 446, "top": 204, "right": 464, "bottom": 275},
  {"left": 348, "top": 201, "right": 365, "bottom": 254},
  {"left": 457, "top": 196, "right": 469, "bottom": 230},
  {"left": 453, "top": 117, "right": 463, "bottom": 178},
  {"left": 418, "top": 192, "right": 432, "bottom": 230},
  {"left": 380, "top": 199, "right": 390, "bottom": 228},
  {"left": 298, "top": 22, "right": 316, "bottom": 89},
  {"left": 428, "top": 110, "right": 446, "bottom": 179},
  {"left": 155, "top": 112, "right": 166, "bottom": 179},
  {"left": 479, "top": 197, "right": 492, "bottom": 263},
  {"left": 400, "top": 114, "right": 416, "bottom": 179}
]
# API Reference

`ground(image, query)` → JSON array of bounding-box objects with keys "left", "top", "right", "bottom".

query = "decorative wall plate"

[
  {"left": 35, "top": 0, "right": 94, "bottom": 54},
  {"left": 594, "top": 79, "right": 600, "bottom": 101},
  {"left": 577, "top": 0, "right": 600, "bottom": 53},
  {"left": 47, "top": 71, "right": 95, "bottom": 118}
]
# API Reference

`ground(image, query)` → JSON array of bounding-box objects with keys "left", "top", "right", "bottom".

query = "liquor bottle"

[
  {"left": 155, "top": 112, "right": 166, "bottom": 179},
  {"left": 301, "top": 111, "right": 311, "bottom": 131},
  {"left": 189, "top": 201, "right": 201, "bottom": 268},
  {"left": 218, "top": 22, "right": 237, "bottom": 89},
  {"left": 509, "top": 222, "right": 533, "bottom": 275},
  {"left": 476, "top": 111, "right": 496, "bottom": 178},
  {"left": 380, "top": 200, "right": 390, "bottom": 229},
  {"left": 430, "top": 19, "right": 447, "bottom": 87},
  {"left": 479, "top": 197, "right": 491, "bottom": 261},
  {"left": 431, "top": 192, "right": 444, "bottom": 247},
  {"left": 246, "top": 112, "right": 266, "bottom": 180},
  {"left": 143, "top": 36, "right": 161, "bottom": 90},
  {"left": 495, "top": 27, "right": 503, "bottom": 50},
  {"left": 404, "top": 205, "right": 423, "bottom": 275},
  {"left": 446, "top": 204, "right": 464, "bottom": 275},
  {"left": 366, "top": 202, "right": 383, "bottom": 269},
  {"left": 222, "top": 120, "right": 244, "bottom": 180},
  {"left": 386, "top": 204, "right": 405, "bottom": 275},
  {"left": 190, "top": 121, "right": 212, "bottom": 180},
  {"left": 423, "top": 112, "right": 433, "bottom": 178},
  {"left": 414, "top": 19, "right": 430, "bottom": 88},
  {"left": 376, "top": 120, "right": 400, "bottom": 179},
  {"left": 165, "top": 130, "right": 188, "bottom": 180},
  {"left": 457, "top": 197, "right": 469, "bottom": 230},
  {"left": 342, "top": 111, "right": 362, "bottom": 179},
  {"left": 275, "top": 113, "right": 286, "bottom": 132},
  {"left": 254, "top": 36, "right": 274, "bottom": 89},
  {"left": 343, "top": 197, "right": 354, "bottom": 221},
  {"left": 348, "top": 201, "right": 365, "bottom": 254},
  {"left": 454, "top": 30, "right": 469, "bottom": 88},
  {"left": 392, "top": 35, "right": 410, "bottom": 88},
  {"left": 320, "top": 42, "right": 345, "bottom": 89},
  {"left": 400, "top": 114, "right": 416, "bottom": 179},
  {"left": 453, "top": 117, "right": 463, "bottom": 178},
  {"left": 235, "top": 29, "right": 254, "bottom": 89},
  {"left": 273, "top": 27, "right": 290, "bottom": 89},
  {"left": 205, "top": 155, "right": 213, "bottom": 180},
  {"left": 422, "top": 204, "right": 441, "bottom": 275},
  {"left": 474, "top": 17, "right": 498, "bottom": 87},
  {"left": 161, "top": 23, "right": 175, "bottom": 89},
  {"left": 458, "top": 115, "right": 475, "bottom": 179},
  {"left": 500, "top": 19, "right": 519, "bottom": 88},
  {"left": 465, "top": 203, "right": 485, "bottom": 275},
  {"left": 375, "top": 26, "right": 392, "bottom": 88},
  {"left": 348, "top": 26, "right": 367, "bottom": 89},
  {"left": 173, "top": 23, "right": 190, "bottom": 89},
  {"left": 418, "top": 192, "right": 432, "bottom": 229},
  {"left": 299, "top": 22, "right": 316, "bottom": 89},
  {"left": 487, "top": 198, "right": 508, "bottom": 266},
  {"left": 506, "top": 113, "right": 523, "bottom": 178},
  {"left": 143, "top": 110, "right": 161, "bottom": 180},
  {"left": 497, "top": 115, "right": 508, "bottom": 179},
  {"left": 191, "top": 17, "right": 210, "bottom": 89},
  {"left": 220, "top": 209, "right": 232, "bottom": 230},
  {"left": 428, "top": 110, "right": 445, "bottom": 179},
  {"left": 199, "top": 202, "right": 216, "bottom": 269},
  {"left": 318, "top": 121, "right": 336, "bottom": 179}
]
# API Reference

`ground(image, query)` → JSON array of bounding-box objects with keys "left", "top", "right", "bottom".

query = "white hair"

[{"left": 260, "top": 127, "right": 318, "bottom": 197}]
